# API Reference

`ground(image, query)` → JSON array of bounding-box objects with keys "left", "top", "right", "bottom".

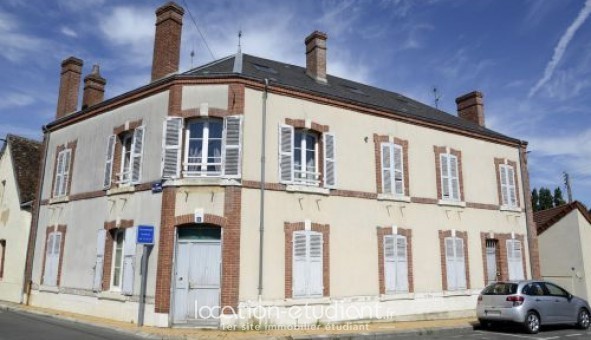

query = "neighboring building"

[
  {"left": 535, "top": 201, "right": 591, "bottom": 300},
  {"left": 0, "top": 134, "right": 41, "bottom": 303},
  {"left": 26, "top": 2, "right": 540, "bottom": 328}
]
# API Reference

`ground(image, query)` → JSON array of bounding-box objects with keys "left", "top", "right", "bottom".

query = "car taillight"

[{"left": 506, "top": 295, "right": 525, "bottom": 307}]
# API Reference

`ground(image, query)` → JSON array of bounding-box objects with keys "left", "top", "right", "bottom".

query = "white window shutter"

[
  {"left": 130, "top": 126, "right": 145, "bottom": 184},
  {"left": 507, "top": 240, "right": 524, "bottom": 280},
  {"left": 103, "top": 135, "right": 116, "bottom": 189},
  {"left": 222, "top": 115, "right": 243, "bottom": 178},
  {"left": 54, "top": 152, "right": 64, "bottom": 197},
  {"left": 507, "top": 166, "right": 516, "bottom": 207},
  {"left": 445, "top": 237, "right": 456, "bottom": 290},
  {"left": 449, "top": 155, "right": 459, "bottom": 200},
  {"left": 62, "top": 150, "right": 71, "bottom": 196},
  {"left": 121, "top": 227, "right": 136, "bottom": 296},
  {"left": 292, "top": 231, "right": 307, "bottom": 297},
  {"left": 43, "top": 233, "right": 55, "bottom": 286},
  {"left": 440, "top": 154, "right": 450, "bottom": 199},
  {"left": 393, "top": 145, "right": 404, "bottom": 195},
  {"left": 93, "top": 230, "right": 106, "bottom": 292},
  {"left": 383, "top": 235, "right": 396, "bottom": 293},
  {"left": 455, "top": 238, "right": 467, "bottom": 289},
  {"left": 162, "top": 117, "right": 183, "bottom": 178},
  {"left": 279, "top": 125, "right": 294, "bottom": 183},
  {"left": 500, "top": 165, "right": 508, "bottom": 205},
  {"left": 323, "top": 133, "right": 336, "bottom": 188},
  {"left": 396, "top": 235, "right": 408, "bottom": 292},
  {"left": 381, "top": 143, "right": 392, "bottom": 194},
  {"left": 308, "top": 232, "right": 324, "bottom": 296}
]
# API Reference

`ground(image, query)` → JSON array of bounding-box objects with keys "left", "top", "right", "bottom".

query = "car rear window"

[{"left": 482, "top": 282, "right": 518, "bottom": 295}]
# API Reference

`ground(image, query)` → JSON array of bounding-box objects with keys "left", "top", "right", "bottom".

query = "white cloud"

[
  {"left": 57, "top": 0, "right": 105, "bottom": 12},
  {"left": 60, "top": 26, "right": 77, "bottom": 38},
  {"left": 0, "top": 92, "right": 35, "bottom": 110},
  {"left": 528, "top": 0, "right": 591, "bottom": 97},
  {"left": 0, "top": 11, "right": 48, "bottom": 63}
]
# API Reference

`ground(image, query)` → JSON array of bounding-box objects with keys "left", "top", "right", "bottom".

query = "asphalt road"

[
  {"left": 0, "top": 308, "right": 143, "bottom": 340},
  {"left": 390, "top": 325, "right": 591, "bottom": 340}
]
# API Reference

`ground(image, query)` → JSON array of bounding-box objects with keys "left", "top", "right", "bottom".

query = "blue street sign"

[{"left": 137, "top": 225, "right": 155, "bottom": 244}]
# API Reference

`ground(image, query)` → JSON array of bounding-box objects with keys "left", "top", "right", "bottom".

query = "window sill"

[
  {"left": 377, "top": 194, "right": 411, "bottom": 203},
  {"left": 48, "top": 196, "right": 69, "bottom": 205},
  {"left": 98, "top": 291, "right": 128, "bottom": 302},
  {"left": 286, "top": 185, "right": 330, "bottom": 195},
  {"left": 443, "top": 289, "right": 471, "bottom": 297},
  {"left": 39, "top": 285, "right": 59, "bottom": 293},
  {"left": 106, "top": 185, "right": 135, "bottom": 196},
  {"left": 284, "top": 296, "right": 330, "bottom": 306},
  {"left": 164, "top": 177, "right": 241, "bottom": 187},
  {"left": 380, "top": 292, "right": 414, "bottom": 301},
  {"left": 500, "top": 205, "right": 522, "bottom": 213},
  {"left": 437, "top": 200, "right": 466, "bottom": 208}
]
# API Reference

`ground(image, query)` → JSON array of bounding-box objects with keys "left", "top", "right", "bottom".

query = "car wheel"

[
  {"left": 577, "top": 308, "right": 590, "bottom": 329},
  {"left": 524, "top": 311, "right": 540, "bottom": 334},
  {"left": 478, "top": 319, "right": 489, "bottom": 329}
]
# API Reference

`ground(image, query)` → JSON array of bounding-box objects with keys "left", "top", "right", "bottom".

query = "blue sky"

[{"left": 1, "top": 0, "right": 590, "bottom": 207}]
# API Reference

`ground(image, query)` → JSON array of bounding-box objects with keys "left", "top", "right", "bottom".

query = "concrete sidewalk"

[{"left": 0, "top": 301, "right": 476, "bottom": 339}]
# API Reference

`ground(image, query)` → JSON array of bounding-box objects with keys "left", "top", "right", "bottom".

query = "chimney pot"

[
  {"left": 82, "top": 64, "right": 106, "bottom": 110},
  {"left": 455, "top": 91, "right": 485, "bottom": 127},
  {"left": 305, "top": 30, "right": 327, "bottom": 84},
  {"left": 151, "top": 1, "right": 185, "bottom": 81},
  {"left": 56, "top": 56, "right": 83, "bottom": 119}
]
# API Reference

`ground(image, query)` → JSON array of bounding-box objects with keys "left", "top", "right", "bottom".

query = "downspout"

[
  {"left": 24, "top": 125, "right": 50, "bottom": 305},
  {"left": 257, "top": 79, "right": 269, "bottom": 299},
  {"left": 518, "top": 141, "right": 539, "bottom": 279}
]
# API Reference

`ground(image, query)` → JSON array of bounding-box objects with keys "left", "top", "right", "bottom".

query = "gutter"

[
  {"left": 23, "top": 125, "right": 50, "bottom": 305},
  {"left": 257, "top": 78, "right": 269, "bottom": 299}
]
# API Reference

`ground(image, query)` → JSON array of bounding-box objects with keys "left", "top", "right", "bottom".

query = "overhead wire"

[{"left": 181, "top": 0, "right": 216, "bottom": 61}]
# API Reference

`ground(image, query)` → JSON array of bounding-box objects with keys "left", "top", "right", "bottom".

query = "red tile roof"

[{"left": 534, "top": 201, "right": 591, "bottom": 235}]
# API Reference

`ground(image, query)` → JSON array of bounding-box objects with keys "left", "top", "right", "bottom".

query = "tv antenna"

[
  {"left": 238, "top": 30, "right": 242, "bottom": 53},
  {"left": 432, "top": 86, "right": 441, "bottom": 109}
]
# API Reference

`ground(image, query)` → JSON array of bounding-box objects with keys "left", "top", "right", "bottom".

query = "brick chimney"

[
  {"left": 56, "top": 56, "right": 83, "bottom": 119},
  {"left": 305, "top": 31, "right": 327, "bottom": 84},
  {"left": 82, "top": 65, "right": 106, "bottom": 110},
  {"left": 151, "top": 2, "right": 184, "bottom": 81},
  {"left": 455, "top": 91, "right": 485, "bottom": 127}
]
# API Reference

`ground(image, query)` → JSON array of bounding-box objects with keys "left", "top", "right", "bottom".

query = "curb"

[{"left": 291, "top": 324, "right": 475, "bottom": 339}]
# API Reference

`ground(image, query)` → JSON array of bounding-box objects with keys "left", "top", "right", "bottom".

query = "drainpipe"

[
  {"left": 24, "top": 125, "right": 50, "bottom": 305},
  {"left": 518, "top": 141, "right": 538, "bottom": 279},
  {"left": 257, "top": 79, "right": 269, "bottom": 299}
]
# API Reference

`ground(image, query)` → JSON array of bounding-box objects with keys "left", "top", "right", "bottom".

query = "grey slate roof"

[
  {"left": 184, "top": 53, "right": 519, "bottom": 143},
  {"left": 2, "top": 135, "right": 42, "bottom": 205}
]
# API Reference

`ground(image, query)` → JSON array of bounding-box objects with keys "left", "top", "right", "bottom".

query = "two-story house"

[
  {"left": 0, "top": 134, "right": 41, "bottom": 303},
  {"left": 26, "top": 1, "right": 540, "bottom": 328}
]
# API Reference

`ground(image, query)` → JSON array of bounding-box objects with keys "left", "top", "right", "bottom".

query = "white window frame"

[
  {"left": 500, "top": 164, "right": 517, "bottom": 208},
  {"left": 293, "top": 129, "right": 320, "bottom": 186},
  {"left": 445, "top": 236, "right": 467, "bottom": 291},
  {"left": 53, "top": 149, "right": 72, "bottom": 197},
  {"left": 381, "top": 143, "right": 405, "bottom": 196},
  {"left": 110, "top": 229, "right": 125, "bottom": 292},
  {"left": 183, "top": 118, "right": 224, "bottom": 177},
  {"left": 383, "top": 234, "right": 409, "bottom": 294},
  {"left": 43, "top": 231, "right": 62, "bottom": 287},
  {"left": 440, "top": 153, "right": 460, "bottom": 201},
  {"left": 119, "top": 133, "right": 133, "bottom": 185}
]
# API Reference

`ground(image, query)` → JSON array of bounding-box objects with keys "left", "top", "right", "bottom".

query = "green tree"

[
  {"left": 531, "top": 188, "right": 539, "bottom": 212},
  {"left": 538, "top": 187, "right": 554, "bottom": 211},
  {"left": 553, "top": 187, "right": 566, "bottom": 207}
]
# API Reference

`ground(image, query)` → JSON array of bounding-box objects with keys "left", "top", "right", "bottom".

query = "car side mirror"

[{"left": 568, "top": 294, "right": 573, "bottom": 301}]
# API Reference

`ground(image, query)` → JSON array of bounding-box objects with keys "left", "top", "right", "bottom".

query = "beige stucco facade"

[
  {"left": 539, "top": 209, "right": 591, "bottom": 300},
  {"left": 0, "top": 143, "right": 33, "bottom": 303}
]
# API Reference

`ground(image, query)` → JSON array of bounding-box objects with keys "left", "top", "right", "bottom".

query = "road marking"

[
  {"left": 566, "top": 335, "right": 582, "bottom": 337},
  {"left": 475, "top": 331, "right": 538, "bottom": 339},
  {"left": 541, "top": 337, "right": 560, "bottom": 340}
]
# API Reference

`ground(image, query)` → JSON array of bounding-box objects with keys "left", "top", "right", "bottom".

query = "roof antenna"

[
  {"left": 237, "top": 30, "right": 242, "bottom": 54},
  {"left": 432, "top": 86, "right": 441, "bottom": 109}
]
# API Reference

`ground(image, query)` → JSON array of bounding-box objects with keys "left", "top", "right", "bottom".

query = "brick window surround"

[
  {"left": 439, "top": 230, "right": 470, "bottom": 291},
  {"left": 107, "top": 120, "right": 143, "bottom": 189},
  {"left": 0, "top": 239, "right": 5, "bottom": 279},
  {"left": 155, "top": 186, "right": 241, "bottom": 315},
  {"left": 102, "top": 219, "right": 134, "bottom": 291},
  {"left": 494, "top": 158, "right": 521, "bottom": 208},
  {"left": 41, "top": 225, "right": 67, "bottom": 286},
  {"left": 434, "top": 146, "right": 464, "bottom": 201},
  {"left": 374, "top": 134, "right": 410, "bottom": 196},
  {"left": 481, "top": 232, "right": 527, "bottom": 285},
  {"left": 51, "top": 140, "right": 77, "bottom": 197},
  {"left": 284, "top": 119, "right": 330, "bottom": 187},
  {"left": 284, "top": 221, "right": 330, "bottom": 299},
  {"left": 377, "top": 226, "right": 413, "bottom": 294}
]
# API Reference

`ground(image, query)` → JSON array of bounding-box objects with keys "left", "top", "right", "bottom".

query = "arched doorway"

[{"left": 172, "top": 224, "right": 221, "bottom": 325}]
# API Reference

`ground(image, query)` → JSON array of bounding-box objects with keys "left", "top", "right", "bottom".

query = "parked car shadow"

[{"left": 474, "top": 321, "right": 580, "bottom": 335}]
